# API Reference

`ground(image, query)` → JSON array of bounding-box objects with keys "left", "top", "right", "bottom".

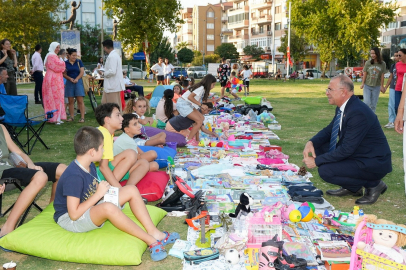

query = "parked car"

[
  {"left": 335, "top": 69, "right": 345, "bottom": 75},
  {"left": 298, "top": 69, "right": 331, "bottom": 79},
  {"left": 187, "top": 66, "right": 207, "bottom": 78},
  {"left": 172, "top": 66, "right": 188, "bottom": 79},
  {"left": 129, "top": 67, "right": 146, "bottom": 80}
]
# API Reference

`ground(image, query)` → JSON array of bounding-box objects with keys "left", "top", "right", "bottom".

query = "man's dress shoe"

[
  {"left": 355, "top": 181, "right": 387, "bottom": 205},
  {"left": 326, "top": 187, "right": 363, "bottom": 197}
]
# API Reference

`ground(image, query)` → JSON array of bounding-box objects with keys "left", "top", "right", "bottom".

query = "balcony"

[
  {"left": 228, "top": 19, "right": 249, "bottom": 30},
  {"left": 228, "top": 5, "right": 249, "bottom": 15},
  {"left": 221, "top": 16, "right": 228, "bottom": 22},
  {"left": 251, "top": 31, "right": 272, "bottom": 37},
  {"left": 253, "top": 0, "right": 272, "bottom": 9},
  {"left": 252, "top": 14, "right": 272, "bottom": 24},
  {"left": 221, "top": 28, "right": 233, "bottom": 34}
]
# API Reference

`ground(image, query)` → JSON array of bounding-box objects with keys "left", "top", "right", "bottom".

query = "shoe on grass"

[
  {"left": 149, "top": 241, "right": 167, "bottom": 261},
  {"left": 384, "top": 122, "right": 394, "bottom": 128}
]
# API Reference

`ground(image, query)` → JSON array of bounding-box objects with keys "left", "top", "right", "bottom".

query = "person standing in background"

[
  {"left": 101, "top": 39, "right": 125, "bottom": 111},
  {"left": 151, "top": 57, "right": 165, "bottom": 85},
  {"left": 164, "top": 58, "right": 174, "bottom": 85},
  {"left": 30, "top": 44, "right": 44, "bottom": 104},
  {"left": 0, "top": 39, "right": 18, "bottom": 95},
  {"left": 217, "top": 58, "right": 230, "bottom": 98},
  {"left": 383, "top": 52, "right": 399, "bottom": 129},
  {"left": 360, "top": 47, "right": 386, "bottom": 113}
]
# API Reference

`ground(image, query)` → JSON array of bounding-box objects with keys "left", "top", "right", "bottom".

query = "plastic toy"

[
  {"left": 236, "top": 96, "right": 273, "bottom": 115},
  {"left": 156, "top": 176, "right": 195, "bottom": 212},
  {"left": 224, "top": 249, "right": 241, "bottom": 264},
  {"left": 256, "top": 111, "right": 275, "bottom": 126},
  {"left": 289, "top": 210, "right": 302, "bottom": 222},
  {"left": 298, "top": 205, "right": 313, "bottom": 222}
]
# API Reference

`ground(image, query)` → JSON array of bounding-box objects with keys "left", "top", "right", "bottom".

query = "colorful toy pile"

[{"left": 160, "top": 112, "right": 406, "bottom": 270}]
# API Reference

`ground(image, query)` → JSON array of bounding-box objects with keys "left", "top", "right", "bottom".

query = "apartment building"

[
  {"left": 175, "top": 8, "right": 194, "bottom": 50},
  {"left": 381, "top": 1, "right": 406, "bottom": 56},
  {"left": 57, "top": 0, "right": 113, "bottom": 35}
]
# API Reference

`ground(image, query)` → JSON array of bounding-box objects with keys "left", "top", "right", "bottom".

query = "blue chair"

[{"left": 0, "top": 94, "right": 56, "bottom": 155}]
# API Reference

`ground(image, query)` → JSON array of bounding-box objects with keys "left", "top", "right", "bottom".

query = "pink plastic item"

[
  {"left": 273, "top": 164, "right": 297, "bottom": 172},
  {"left": 228, "top": 134, "right": 235, "bottom": 141},
  {"left": 257, "top": 158, "right": 284, "bottom": 165}
]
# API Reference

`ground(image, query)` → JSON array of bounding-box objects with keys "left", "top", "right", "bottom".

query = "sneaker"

[
  {"left": 187, "top": 138, "right": 199, "bottom": 146},
  {"left": 384, "top": 122, "right": 394, "bottom": 128}
]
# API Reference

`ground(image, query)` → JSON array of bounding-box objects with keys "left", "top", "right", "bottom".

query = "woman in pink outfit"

[{"left": 42, "top": 42, "right": 66, "bottom": 124}]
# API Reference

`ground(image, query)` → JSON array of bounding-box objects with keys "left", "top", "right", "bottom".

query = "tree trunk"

[{"left": 25, "top": 53, "right": 30, "bottom": 73}]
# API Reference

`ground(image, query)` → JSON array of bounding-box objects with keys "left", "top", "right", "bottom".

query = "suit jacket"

[{"left": 310, "top": 95, "right": 392, "bottom": 174}]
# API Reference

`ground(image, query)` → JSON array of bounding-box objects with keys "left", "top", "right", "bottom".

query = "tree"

[
  {"left": 0, "top": 0, "right": 65, "bottom": 71},
  {"left": 214, "top": 43, "right": 239, "bottom": 60},
  {"left": 103, "top": 0, "right": 183, "bottom": 70},
  {"left": 177, "top": 48, "right": 194, "bottom": 65},
  {"left": 290, "top": 0, "right": 397, "bottom": 71},
  {"left": 278, "top": 30, "right": 308, "bottom": 63},
  {"left": 176, "top": 42, "right": 190, "bottom": 51},
  {"left": 76, "top": 24, "right": 109, "bottom": 62},
  {"left": 243, "top": 45, "right": 265, "bottom": 59},
  {"left": 150, "top": 37, "right": 175, "bottom": 64},
  {"left": 192, "top": 54, "right": 220, "bottom": 66}
]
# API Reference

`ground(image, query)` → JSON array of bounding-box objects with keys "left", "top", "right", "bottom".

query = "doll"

[
  {"left": 356, "top": 215, "right": 406, "bottom": 268},
  {"left": 220, "top": 122, "right": 230, "bottom": 140}
]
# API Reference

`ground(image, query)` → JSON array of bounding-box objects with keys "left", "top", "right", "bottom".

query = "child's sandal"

[
  {"left": 161, "top": 231, "right": 180, "bottom": 246},
  {"left": 149, "top": 241, "right": 167, "bottom": 261}
]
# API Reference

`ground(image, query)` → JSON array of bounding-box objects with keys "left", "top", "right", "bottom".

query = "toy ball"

[
  {"left": 210, "top": 142, "right": 217, "bottom": 147},
  {"left": 224, "top": 249, "right": 240, "bottom": 264},
  {"left": 300, "top": 201, "right": 315, "bottom": 213},
  {"left": 216, "top": 141, "right": 224, "bottom": 147},
  {"left": 298, "top": 206, "right": 313, "bottom": 222},
  {"left": 198, "top": 139, "right": 205, "bottom": 147},
  {"left": 289, "top": 210, "right": 302, "bottom": 222}
]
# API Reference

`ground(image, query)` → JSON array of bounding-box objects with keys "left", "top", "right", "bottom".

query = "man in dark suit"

[{"left": 303, "top": 75, "right": 392, "bottom": 205}]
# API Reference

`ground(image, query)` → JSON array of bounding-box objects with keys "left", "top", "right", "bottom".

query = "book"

[
  {"left": 318, "top": 241, "right": 351, "bottom": 262},
  {"left": 283, "top": 242, "right": 318, "bottom": 265}
]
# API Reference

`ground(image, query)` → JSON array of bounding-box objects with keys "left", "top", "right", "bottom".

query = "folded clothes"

[{"left": 292, "top": 196, "right": 324, "bottom": 204}]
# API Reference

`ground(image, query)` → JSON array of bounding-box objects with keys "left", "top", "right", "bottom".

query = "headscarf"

[{"left": 44, "top": 42, "right": 60, "bottom": 65}]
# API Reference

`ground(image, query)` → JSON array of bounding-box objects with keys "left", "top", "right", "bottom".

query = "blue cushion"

[{"left": 139, "top": 146, "right": 176, "bottom": 168}]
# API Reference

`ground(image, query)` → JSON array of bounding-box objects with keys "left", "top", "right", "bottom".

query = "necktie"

[{"left": 329, "top": 108, "right": 342, "bottom": 152}]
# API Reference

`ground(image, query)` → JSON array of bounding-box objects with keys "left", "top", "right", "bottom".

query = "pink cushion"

[{"left": 120, "top": 171, "right": 169, "bottom": 202}]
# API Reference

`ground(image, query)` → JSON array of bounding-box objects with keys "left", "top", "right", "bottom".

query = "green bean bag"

[{"left": 0, "top": 203, "right": 167, "bottom": 265}]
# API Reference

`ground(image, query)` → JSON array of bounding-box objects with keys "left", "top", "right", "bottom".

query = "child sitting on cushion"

[
  {"left": 165, "top": 102, "right": 218, "bottom": 141},
  {"left": 95, "top": 103, "right": 149, "bottom": 186},
  {"left": 123, "top": 97, "right": 166, "bottom": 147},
  {"left": 53, "top": 126, "right": 179, "bottom": 261},
  {"left": 113, "top": 114, "right": 159, "bottom": 172}
]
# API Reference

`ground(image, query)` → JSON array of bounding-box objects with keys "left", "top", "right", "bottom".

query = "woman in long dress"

[{"left": 42, "top": 42, "right": 66, "bottom": 124}]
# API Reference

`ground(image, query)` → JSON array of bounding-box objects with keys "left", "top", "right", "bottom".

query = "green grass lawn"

[{"left": 1, "top": 79, "right": 405, "bottom": 269}]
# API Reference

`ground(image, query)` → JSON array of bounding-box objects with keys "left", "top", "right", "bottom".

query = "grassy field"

[{"left": 0, "top": 78, "right": 405, "bottom": 269}]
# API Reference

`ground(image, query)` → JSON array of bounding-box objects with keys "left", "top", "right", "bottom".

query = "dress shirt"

[
  {"left": 339, "top": 97, "right": 350, "bottom": 130},
  {"left": 104, "top": 50, "right": 125, "bottom": 93},
  {"left": 31, "top": 51, "right": 44, "bottom": 72}
]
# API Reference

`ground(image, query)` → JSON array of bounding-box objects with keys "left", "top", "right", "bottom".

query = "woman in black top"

[{"left": 0, "top": 39, "right": 18, "bottom": 95}]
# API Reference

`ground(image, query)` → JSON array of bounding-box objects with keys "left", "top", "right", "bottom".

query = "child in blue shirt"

[{"left": 53, "top": 126, "right": 179, "bottom": 261}]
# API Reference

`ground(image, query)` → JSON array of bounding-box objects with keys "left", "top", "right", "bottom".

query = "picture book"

[
  {"left": 231, "top": 190, "right": 265, "bottom": 203},
  {"left": 318, "top": 241, "right": 351, "bottom": 261},
  {"left": 283, "top": 242, "right": 318, "bottom": 265}
]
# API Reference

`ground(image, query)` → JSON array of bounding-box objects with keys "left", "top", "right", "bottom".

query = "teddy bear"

[
  {"left": 356, "top": 215, "right": 406, "bottom": 269},
  {"left": 229, "top": 193, "right": 253, "bottom": 218}
]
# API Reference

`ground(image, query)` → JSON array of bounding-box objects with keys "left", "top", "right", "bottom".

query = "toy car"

[{"left": 236, "top": 96, "right": 273, "bottom": 114}]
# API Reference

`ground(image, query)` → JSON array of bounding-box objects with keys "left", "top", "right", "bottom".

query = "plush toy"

[
  {"left": 219, "top": 122, "right": 230, "bottom": 140},
  {"left": 229, "top": 193, "right": 253, "bottom": 218},
  {"left": 356, "top": 215, "right": 406, "bottom": 266}
]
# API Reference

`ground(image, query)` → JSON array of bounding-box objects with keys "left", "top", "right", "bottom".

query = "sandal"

[
  {"left": 161, "top": 231, "right": 180, "bottom": 246},
  {"left": 149, "top": 241, "right": 167, "bottom": 261},
  {"left": 66, "top": 118, "right": 74, "bottom": 122},
  {"left": 78, "top": 118, "right": 85, "bottom": 123}
]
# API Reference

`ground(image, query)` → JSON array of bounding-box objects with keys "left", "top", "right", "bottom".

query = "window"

[
  {"left": 401, "top": 21, "right": 406, "bottom": 27},
  {"left": 259, "top": 25, "right": 264, "bottom": 33},
  {"left": 275, "top": 6, "right": 281, "bottom": 14},
  {"left": 228, "top": 13, "right": 248, "bottom": 24},
  {"left": 388, "top": 21, "right": 397, "bottom": 29},
  {"left": 82, "top": 3, "right": 95, "bottom": 12},
  {"left": 207, "top": 11, "right": 214, "bottom": 18},
  {"left": 275, "top": 23, "right": 281, "bottom": 30},
  {"left": 207, "top": 23, "right": 214, "bottom": 29},
  {"left": 207, "top": 34, "right": 214, "bottom": 40},
  {"left": 207, "top": 45, "right": 214, "bottom": 52},
  {"left": 83, "top": 13, "right": 95, "bottom": 25}
]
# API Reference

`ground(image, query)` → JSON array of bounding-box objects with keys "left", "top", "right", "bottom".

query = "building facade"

[
  {"left": 381, "top": 1, "right": 406, "bottom": 57},
  {"left": 175, "top": 8, "right": 194, "bottom": 50},
  {"left": 57, "top": 0, "right": 113, "bottom": 35}
]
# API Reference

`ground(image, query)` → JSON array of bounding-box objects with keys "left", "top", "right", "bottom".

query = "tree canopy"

[
  {"left": 103, "top": 0, "right": 183, "bottom": 54},
  {"left": 214, "top": 43, "right": 239, "bottom": 60},
  {"left": 192, "top": 54, "right": 220, "bottom": 66},
  {"left": 150, "top": 37, "right": 175, "bottom": 64},
  {"left": 176, "top": 41, "right": 190, "bottom": 51},
  {"left": 177, "top": 48, "right": 194, "bottom": 65},
  {"left": 243, "top": 45, "right": 265, "bottom": 59},
  {"left": 76, "top": 24, "right": 109, "bottom": 62},
  {"left": 278, "top": 29, "right": 308, "bottom": 62},
  {"left": 0, "top": 0, "right": 65, "bottom": 68},
  {"left": 290, "top": 0, "right": 397, "bottom": 64}
]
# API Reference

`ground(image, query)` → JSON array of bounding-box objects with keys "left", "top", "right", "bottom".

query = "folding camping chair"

[
  {"left": 0, "top": 178, "right": 43, "bottom": 227},
  {"left": 0, "top": 94, "right": 56, "bottom": 155}
]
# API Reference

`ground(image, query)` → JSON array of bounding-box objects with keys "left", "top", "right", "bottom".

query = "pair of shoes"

[
  {"left": 187, "top": 138, "right": 199, "bottom": 146},
  {"left": 259, "top": 235, "right": 280, "bottom": 269},
  {"left": 149, "top": 241, "right": 167, "bottom": 261},
  {"left": 384, "top": 122, "right": 394, "bottom": 128},
  {"left": 326, "top": 187, "right": 363, "bottom": 197},
  {"left": 355, "top": 180, "right": 387, "bottom": 205},
  {"left": 78, "top": 118, "right": 85, "bottom": 123},
  {"left": 160, "top": 231, "right": 180, "bottom": 246},
  {"left": 0, "top": 234, "right": 12, "bottom": 252},
  {"left": 55, "top": 121, "right": 63, "bottom": 125},
  {"left": 35, "top": 101, "right": 42, "bottom": 104}
]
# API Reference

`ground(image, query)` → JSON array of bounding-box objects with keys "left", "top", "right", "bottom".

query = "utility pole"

[
  {"left": 203, "top": 19, "right": 206, "bottom": 68},
  {"left": 286, "top": 2, "right": 291, "bottom": 78},
  {"left": 271, "top": 0, "right": 275, "bottom": 75}
]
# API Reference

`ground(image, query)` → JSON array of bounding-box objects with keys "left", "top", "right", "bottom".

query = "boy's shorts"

[
  {"left": 96, "top": 161, "right": 130, "bottom": 182},
  {"left": 57, "top": 205, "right": 103, "bottom": 233},
  {"left": 231, "top": 88, "right": 238, "bottom": 94}
]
